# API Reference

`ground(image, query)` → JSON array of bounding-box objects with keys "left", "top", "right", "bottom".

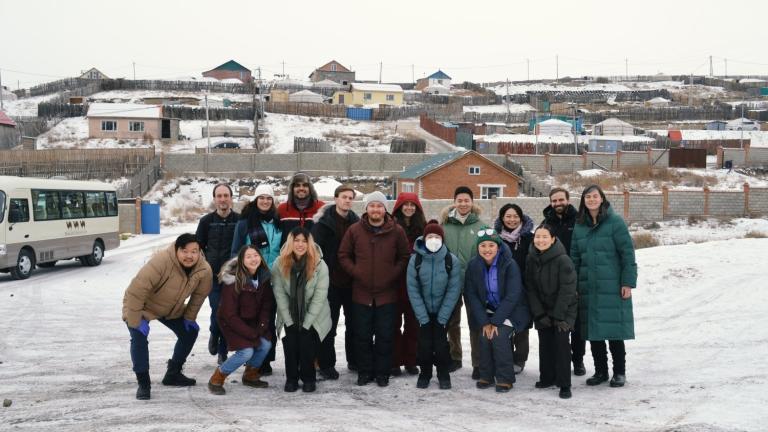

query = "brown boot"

[
  {"left": 208, "top": 368, "right": 228, "bottom": 395},
  {"left": 242, "top": 366, "right": 269, "bottom": 388}
]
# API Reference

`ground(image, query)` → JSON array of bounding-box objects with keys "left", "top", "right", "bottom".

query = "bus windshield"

[{"left": 0, "top": 190, "right": 5, "bottom": 223}]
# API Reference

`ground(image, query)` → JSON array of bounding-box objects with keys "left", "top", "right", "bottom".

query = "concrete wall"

[
  {"left": 118, "top": 203, "right": 138, "bottom": 234},
  {"left": 749, "top": 187, "right": 768, "bottom": 213},
  {"left": 619, "top": 151, "right": 649, "bottom": 170},
  {"left": 749, "top": 148, "right": 768, "bottom": 166},
  {"left": 650, "top": 149, "right": 669, "bottom": 167},
  {"left": 605, "top": 192, "right": 625, "bottom": 219},
  {"left": 548, "top": 155, "right": 583, "bottom": 175},
  {"left": 722, "top": 148, "right": 747, "bottom": 166},
  {"left": 509, "top": 154, "right": 546, "bottom": 173},
  {"left": 709, "top": 190, "right": 745, "bottom": 217},
  {"left": 667, "top": 190, "right": 705, "bottom": 216},
  {"left": 585, "top": 152, "right": 617, "bottom": 171},
  {"left": 627, "top": 193, "right": 663, "bottom": 222}
]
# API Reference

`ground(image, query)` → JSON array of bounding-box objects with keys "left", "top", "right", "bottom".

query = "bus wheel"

[
  {"left": 82, "top": 241, "right": 104, "bottom": 267},
  {"left": 10, "top": 248, "right": 35, "bottom": 280}
]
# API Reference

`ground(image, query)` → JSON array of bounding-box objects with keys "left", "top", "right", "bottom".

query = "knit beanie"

[
  {"left": 423, "top": 219, "right": 444, "bottom": 239},
  {"left": 254, "top": 184, "right": 275, "bottom": 199},
  {"left": 364, "top": 191, "right": 388, "bottom": 210},
  {"left": 476, "top": 228, "right": 502, "bottom": 248}
]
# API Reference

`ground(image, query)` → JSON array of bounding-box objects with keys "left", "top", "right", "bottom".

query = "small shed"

[
  {"left": 289, "top": 90, "right": 325, "bottom": 104},
  {"left": 536, "top": 119, "right": 572, "bottom": 136},
  {"left": 705, "top": 120, "right": 727, "bottom": 131},
  {"left": 593, "top": 118, "right": 635, "bottom": 136},
  {"left": 0, "top": 110, "right": 20, "bottom": 149}
]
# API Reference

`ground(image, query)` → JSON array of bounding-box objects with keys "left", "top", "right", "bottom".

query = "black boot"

[
  {"left": 610, "top": 374, "right": 626, "bottom": 387},
  {"left": 416, "top": 374, "right": 430, "bottom": 389},
  {"left": 136, "top": 372, "right": 151, "bottom": 400},
  {"left": 559, "top": 386, "right": 572, "bottom": 399},
  {"left": 573, "top": 361, "right": 586, "bottom": 376},
  {"left": 586, "top": 371, "right": 609, "bottom": 386},
  {"left": 207, "top": 333, "right": 218, "bottom": 356},
  {"left": 162, "top": 360, "right": 196, "bottom": 386},
  {"left": 260, "top": 362, "right": 273, "bottom": 376}
]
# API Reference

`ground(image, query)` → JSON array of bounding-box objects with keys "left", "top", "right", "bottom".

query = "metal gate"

[{"left": 668, "top": 148, "right": 706, "bottom": 168}]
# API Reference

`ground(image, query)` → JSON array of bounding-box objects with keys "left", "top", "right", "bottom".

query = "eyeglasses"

[{"left": 477, "top": 228, "right": 496, "bottom": 237}]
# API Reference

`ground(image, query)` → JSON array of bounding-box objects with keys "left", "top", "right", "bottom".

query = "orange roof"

[{"left": 668, "top": 130, "right": 682, "bottom": 141}]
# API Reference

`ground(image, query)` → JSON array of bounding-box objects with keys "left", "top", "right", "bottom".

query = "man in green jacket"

[{"left": 440, "top": 186, "right": 489, "bottom": 377}]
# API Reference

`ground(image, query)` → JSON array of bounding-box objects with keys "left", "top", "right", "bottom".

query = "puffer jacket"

[
  {"left": 217, "top": 258, "right": 273, "bottom": 351},
  {"left": 122, "top": 244, "right": 212, "bottom": 328},
  {"left": 494, "top": 214, "right": 534, "bottom": 277},
  {"left": 524, "top": 239, "right": 578, "bottom": 329},
  {"left": 406, "top": 236, "right": 462, "bottom": 326},
  {"left": 440, "top": 204, "right": 489, "bottom": 290},
  {"left": 195, "top": 210, "right": 239, "bottom": 275},
  {"left": 231, "top": 218, "right": 282, "bottom": 267}
]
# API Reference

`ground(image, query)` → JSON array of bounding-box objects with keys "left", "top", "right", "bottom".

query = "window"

[
  {"left": 469, "top": 166, "right": 481, "bottom": 175},
  {"left": 331, "top": 64, "right": 337, "bottom": 72},
  {"left": 61, "top": 191, "right": 85, "bottom": 219},
  {"left": 101, "top": 120, "right": 117, "bottom": 131},
  {"left": 32, "top": 190, "right": 62, "bottom": 220},
  {"left": 9, "top": 198, "right": 30, "bottom": 223},
  {"left": 364, "top": 93, "right": 372, "bottom": 101},
  {"left": 85, "top": 191, "right": 107, "bottom": 217},
  {"left": 401, "top": 182, "right": 415, "bottom": 193},
  {"left": 386, "top": 94, "right": 394, "bottom": 101},
  {"left": 480, "top": 186, "right": 504, "bottom": 199},
  {"left": 129, "top": 121, "right": 144, "bottom": 132},
  {"left": 438, "top": 79, "right": 443, "bottom": 84},
  {"left": 106, "top": 191, "right": 118, "bottom": 216}
]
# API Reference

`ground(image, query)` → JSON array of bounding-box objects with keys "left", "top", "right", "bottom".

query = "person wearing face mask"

[
  {"left": 525, "top": 225, "right": 577, "bottom": 399},
  {"left": 494, "top": 203, "right": 534, "bottom": 375},
  {"left": 390, "top": 192, "right": 426, "bottom": 377},
  {"left": 406, "top": 220, "right": 461, "bottom": 390}
]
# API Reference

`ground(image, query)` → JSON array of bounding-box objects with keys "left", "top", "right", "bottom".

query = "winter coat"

[
  {"left": 196, "top": 210, "right": 240, "bottom": 275},
  {"left": 524, "top": 239, "right": 578, "bottom": 329},
  {"left": 216, "top": 259, "right": 273, "bottom": 351},
  {"left": 338, "top": 213, "right": 411, "bottom": 306},
  {"left": 277, "top": 200, "right": 325, "bottom": 246},
  {"left": 122, "top": 244, "right": 212, "bottom": 328},
  {"left": 494, "top": 214, "right": 534, "bottom": 277},
  {"left": 440, "top": 204, "right": 489, "bottom": 290},
  {"left": 311, "top": 203, "right": 360, "bottom": 286},
  {"left": 464, "top": 244, "right": 531, "bottom": 332},
  {"left": 570, "top": 204, "right": 637, "bottom": 341},
  {"left": 542, "top": 204, "right": 578, "bottom": 257},
  {"left": 271, "top": 244, "right": 332, "bottom": 341},
  {"left": 231, "top": 218, "right": 282, "bottom": 267},
  {"left": 406, "top": 236, "right": 462, "bottom": 326},
  {"left": 393, "top": 192, "right": 425, "bottom": 252}
]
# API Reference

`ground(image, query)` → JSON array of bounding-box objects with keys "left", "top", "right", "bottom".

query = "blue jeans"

[
  {"left": 127, "top": 317, "right": 199, "bottom": 373},
  {"left": 219, "top": 338, "right": 273, "bottom": 375},
  {"left": 208, "top": 280, "right": 227, "bottom": 356}
]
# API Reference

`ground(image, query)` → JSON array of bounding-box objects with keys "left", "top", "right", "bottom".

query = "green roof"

[
  {"left": 396, "top": 151, "right": 467, "bottom": 179},
  {"left": 210, "top": 60, "right": 250, "bottom": 72}
]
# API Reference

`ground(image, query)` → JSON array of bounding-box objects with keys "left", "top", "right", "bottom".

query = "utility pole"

[
  {"left": 0, "top": 68, "right": 4, "bottom": 110},
  {"left": 133, "top": 62, "right": 136, "bottom": 80},
  {"left": 411, "top": 64, "right": 415, "bottom": 84},
  {"left": 254, "top": 67, "right": 262, "bottom": 151},
  {"left": 709, "top": 55, "right": 713, "bottom": 77},
  {"left": 505, "top": 78, "right": 511, "bottom": 123},
  {"left": 379, "top": 62, "right": 383, "bottom": 84},
  {"left": 725, "top": 58, "right": 728, "bottom": 78},
  {"left": 205, "top": 92, "right": 210, "bottom": 153},
  {"left": 690, "top": 73, "right": 694, "bottom": 106},
  {"left": 573, "top": 103, "right": 578, "bottom": 155},
  {"left": 527, "top": 58, "right": 530, "bottom": 81},
  {"left": 740, "top": 105, "right": 744, "bottom": 149},
  {"left": 555, "top": 55, "right": 559, "bottom": 84},
  {"left": 625, "top": 58, "right": 629, "bottom": 80},
  {"left": 282, "top": 61, "right": 285, "bottom": 78}
]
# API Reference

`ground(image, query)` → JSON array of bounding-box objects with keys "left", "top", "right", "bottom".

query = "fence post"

[
  {"left": 744, "top": 183, "right": 750, "bottom": 216},
  {"left": 582, "top": 151, "right": 588, "bottom": 170},
  {"left": 134, "top": 197, "right": 142, "bottom": 235},
  {"left": 544, "top": 153, "right": 551, "bottom": 174},
  {"left": 623, "top": 189, "right": 630, "bottom": 220},
  {"left": 616, "top": 151, "right": 623, "bottom": 170},
  {"left": 716, "top": 146, "right": 724, "bottom": 168},
  {"left": 744, "top": 141, "right": 751, "bottom": 166},
  {"left": 703, "top": 186, "right": 710, "bottom": 217},
  {"left": 662, "top": 185, "right": 669, "bottom": 220},
  {"left": 647, "top": 146, "right": 653, "bottom": 167}
]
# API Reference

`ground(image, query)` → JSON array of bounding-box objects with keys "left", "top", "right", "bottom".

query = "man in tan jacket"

[{"left": 122, "top": 233, "right": 212, "bottom": 400}]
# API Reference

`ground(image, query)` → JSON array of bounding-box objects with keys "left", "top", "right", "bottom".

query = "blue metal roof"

[
  {"left": 396, "top": 151, "right": 467, "bottom": 179},
  {"left": 428, "top": 70, "right": 451, "bottom": 80}
]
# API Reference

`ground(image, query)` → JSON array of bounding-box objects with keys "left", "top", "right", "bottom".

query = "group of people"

[{"left": 121, "top": 173, "right": 637, "bottom": 401}]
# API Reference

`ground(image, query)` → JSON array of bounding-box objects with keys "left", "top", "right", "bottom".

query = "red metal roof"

[{"left": 0, "top": 110, "right": 17, "bottom": 127}]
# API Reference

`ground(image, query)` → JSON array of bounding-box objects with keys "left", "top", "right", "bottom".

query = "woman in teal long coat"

[{"left": 570, "top": 185, "right": 637, "bottom": 388}]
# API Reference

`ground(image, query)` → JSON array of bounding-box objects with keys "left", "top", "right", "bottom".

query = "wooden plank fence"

[
  {"left": 293, "top": 137, "right": 332, "bottom": 153},
  {"left": 0, "top": 148, "right": 156, "bottom": 181}
]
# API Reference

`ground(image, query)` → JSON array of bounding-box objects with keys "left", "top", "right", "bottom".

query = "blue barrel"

[{"left": 141, "top": 203, "right": 161, "bottom": 234}]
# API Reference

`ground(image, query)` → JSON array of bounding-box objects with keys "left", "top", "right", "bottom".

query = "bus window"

[
  {"left": 85, "top": 191, "right": 106, "bottom": 217},
  {"left": 106, "top": 191, "right": 118, "bottom": 216},
  {"left": 32, "top": 190, "right": 62, "bottom": 220},
  {"left": 62, "top": 191, "right": 86, "bottom": 219},
  {"left": 0, "top": 190, "right": 5, "bottom": 222},
  {"left": 9, "top": 198, "right": 30, "bottom": 223}
]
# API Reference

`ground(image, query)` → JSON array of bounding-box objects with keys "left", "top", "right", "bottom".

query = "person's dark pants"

[
  {"left": 448, "top": 297, "right": 480, "bottom": 367},
  {"left": 128, "top": 317, "right": 199, "bottom": 373},
  {"left": 319, "top": 284, "right": 355, "bottom": 370},
  {"left": 392, "top": 295, "right": 419, "bottom": 368},
  {"left": 417, "top": 317, "right": 451, "bottom": 380},
  {"left": 260, "top": 302, "right": 277, "bottom": 368},
  {"left": 571, "top": 311, "right": 586, "bottom": 365},
  {"left": 537, "top": 327, "right": 572, "bottom": 387},
  {"left": 590, "top": 340, "right": 626, "bottom": 375},
  {"left": 353, "top": 301, "right": 397, "bottom": 378},
  {"left": 282, "top": 325, "right": 319, "bottom": 384},
  {"left": 513, "top": 329, "right": 530, "bottom": 366},
  {"left": 478, "top": 325, "right": 515, "bottom": 385},
  {"left": 208, "top": 280, "right": 227, "bottom": 356}
]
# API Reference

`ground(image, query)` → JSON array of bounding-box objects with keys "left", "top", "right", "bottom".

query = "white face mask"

[{"left": 425, "top": 237, "right": 443, "bottom": 253}]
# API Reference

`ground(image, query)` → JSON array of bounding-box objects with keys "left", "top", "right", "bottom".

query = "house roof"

[
  {"left": 351, "top": 83, "right": 403, "bottom": 93},
  {"left": 0, "top": 110, "right": 16, "bottom": 127},
  {"left": 539, "top": 119, "right": 571, "bottom": 126},
  {"left": 314, "top": 79, "right": 345, "bottom": 88},
  {"left": 205, "top": 60, "right": 250, "bottom": 73},
  {"left": 397, "top": 150, "right": 521, "bottom": 181},
  {"left": 428, "top": 70, "right": 452, "bottom": 80},
  {"left": 595, "top": 118, "right": 634, "bottom": 127},
  {"left": 87, "top": 103, "right": 163, "bottom": 119},
  {"left": 79, "top": 67, "right": 109, "bottom": 79},
  {"left": 316, "top": 60, "right": 352, "bottom": 73}
]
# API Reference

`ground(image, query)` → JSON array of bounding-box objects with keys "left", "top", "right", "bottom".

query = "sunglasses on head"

[{"left": 477, "top": 228, "right": 496, "bottom": 237}]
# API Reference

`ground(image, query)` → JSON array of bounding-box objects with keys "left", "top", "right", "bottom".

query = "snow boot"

[
  {"left": 573, "top": 361, "right": 587, "bottom": 376},
  {"left": 586, "top": 371, "right": 609, "bottom": 386},
  {"left": 207, "top": 333, "right": 218, "bottom": 356},
  {"left": 162, "top": 359, "right": 196, "bottom": 386},
  {"left": 242, "top": 366, "right": 269, "bottom": 388},
  {"left": 416, "top": 375, "right": 430, "bottom": 389},
  {"left": 207, "top": 368, "right": 228, "bottom": 395},
  {"left": 318, "top": 367, "right": 340, "bottom": 380},
  {"left": 135, "top": 372, "right": 151, "bottom": 400},
  {"left": 559, "top": 386, "right": 572, "bottom": 399},
  {"left": 610, "top": 374, "right": 626, "bottom": 387}
]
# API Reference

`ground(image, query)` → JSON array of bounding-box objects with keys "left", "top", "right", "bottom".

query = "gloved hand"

[
  {"left": 554, "top": 320, "right": 570, "bottom": 332},
  {"left": 183, "top": 319, "right": 199, "bottom": 332},
  {"left": 135, "top": 319, "right": 150, "bottom": 337},
  {"left": 536, "top": 316, "right": 553, "bottom": 328}
]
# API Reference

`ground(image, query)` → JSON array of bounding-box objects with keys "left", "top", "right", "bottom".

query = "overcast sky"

[{"left": 1, "top": 0, "right": 766, "bottom": 89}]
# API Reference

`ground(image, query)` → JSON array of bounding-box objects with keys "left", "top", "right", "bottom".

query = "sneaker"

[
  {"left": 476, "top": 380, "right": 493, "bottom": 389},
  {"left": 405, "top": 366, "right": 420, "bottom": 375},
  {"left": 471, "top": 367, "right": 480, "bottom": 380},
  {"left": 416, "top": 375, "right": 430, "bottom": 389},
  {"left": 495, "top": 383, "right": 513, "bottom": 393},
  {"left": 559, "top": 386, "right": 572, "bottom": 399},
  {"left": 318, "top": 367, "right": 340, "bottom": 381},
  {"left": 438, "top": 378, "right": 451, "bottom": 390},
  {"left": 302, "top": 381, "right": 317, "bottom": 393},
  {"left": 535, "top": 381, "right": 555, "bottom": 389},
  {"left": 284, "top": 380, "right": 299, "bottom": 392},
  {"left": 357, "top": 374, "right": 373, "bottom": 386},
  {"left": 573, "top": 361, "right": 586, "bottom": 376},
  {"left": 376, "top": 376, "right": 389, "bottom": 387},
  {"left": 609, "top": 374, "right": 626, "bottom": 387},
  {"left": 513, "top": 363, "right": 525, "bottom": 374},
  {"left": 390, "top": 367, "right": 403, "bottom": 377},
  {"left": 448, "top": 360, "right": 462, "bottom": 372},
  {"left": 586, "top": 372, "right": 609, "bottom": 386}
]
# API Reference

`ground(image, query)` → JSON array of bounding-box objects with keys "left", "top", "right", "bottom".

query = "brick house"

[
  {"left": 309, "top": 60, "right": 355, "bottom": 85},
  {"left": 395, "top": 150, "right": 522, "bottom": 199},
  {"left": 87, "top": 103, "right": 179, "bottom": 142},
  {"left": 202, "top": 60, "right": 252, "bottom": 83}
]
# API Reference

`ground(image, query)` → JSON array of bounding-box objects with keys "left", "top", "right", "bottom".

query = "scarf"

[
  {"left": 289, "top": 255, "right": 308, "bottom": 327},
  {"left": 294, "top": 197, "right": 310, "bottom": 212},
  {"left": 500, "top": 224, "right": 522, "bottom": 245}
]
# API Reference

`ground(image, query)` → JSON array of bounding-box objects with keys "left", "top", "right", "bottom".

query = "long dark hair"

[
  {"left": 233, "top": 245, "right": 268, "bottom": 294},
  {"left": 576, "top": 184, "right": 610, "bottom": 225},
  {"left": 242, "top": 197, "right": 280, "bottom": 229},
  {"left": 393, "top": 203, "right": 426, "bottom": 240}
]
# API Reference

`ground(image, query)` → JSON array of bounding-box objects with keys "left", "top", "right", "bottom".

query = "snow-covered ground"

[
  {"left": 0, "top": 224, "right": 765, "bottom": 431},
  {"left": 1, "top": 93, "right": 60, "bottom": 117},
  {"left": 261, "top": 113, "right": 394, "bottom": 153},
  {"left": 88, "top": 90, "right": 257, "bottom": 104}
]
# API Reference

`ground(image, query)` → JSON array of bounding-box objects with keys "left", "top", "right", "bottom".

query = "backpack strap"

[{"left": 414, "top": 253, "right": 423, "bottom": 286}]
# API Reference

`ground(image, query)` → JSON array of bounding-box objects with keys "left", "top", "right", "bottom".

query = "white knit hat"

[
  {"left": 364, "top": 191, "right": 388, "bottom": 211},
  {"left": 254, "top": 184, "right": 275, "bottom": 199}
]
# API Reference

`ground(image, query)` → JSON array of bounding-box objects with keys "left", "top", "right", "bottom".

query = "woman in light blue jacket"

[{"left": 231, "top": 184, "right": 282, "bottom": 267}]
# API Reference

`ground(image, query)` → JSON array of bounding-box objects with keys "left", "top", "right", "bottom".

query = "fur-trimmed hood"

[
  {"left": 218, "top": 256, "right": 271, "bottom": 286},
  {"left": 439, "top": 203, "right": 483, "bottom": 225}
]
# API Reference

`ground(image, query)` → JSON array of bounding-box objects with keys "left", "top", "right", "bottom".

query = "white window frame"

[
  {"left": 401, "top": 182, "right": 415, "bottom": 193},
  {"left": 331, "top": 64, "right": 337, "bottom": 72},
  {"left": 101, "top": 120, "right": 117, "bottom": 132},
  {"left": 129, "top": 121, "right": 144, "bottom": 132},
  {"left": 469, "top": 166, "right": 481, "bottom": 175},
  {"left": 363, "top": 92, "right": 372, "bottom": 101},
  {"left": 479, "top": 184, "right": 505, "bottom": 199},
  {"left": 386, "top": 94, "right": 394, "bottom": 101}
]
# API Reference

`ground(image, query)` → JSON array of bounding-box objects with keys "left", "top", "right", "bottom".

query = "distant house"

[
  {"left": 705, "top": 120, "right": 727, "bottom": 131},
  {"left": 536, "top": 118, "right": 572, "bottom": 135},
  {"left": 79, "top": 67, "right": 109, "bottom": 80},
  {"left": 289, "top": 90, "right": 325, "bottom": 104},
  {"left": 87, "top": 103, "right": 179, "bottom": 142},
  {"left": 202, "top": 60, "right": 252, "bottom": 83},
  {"left": 593, "top": 118, "right": 635, "bottom": 136},
  {"left": 646, "top": 97, "right": 670, "bottom": 107},
  {"left": 395, "top": 150, "right": 521, "bottom": 199},
  {"left": 423, "top": 83, "right": 450, "bottom": 96},
  {"left": 726, "top": 117, "right": 760, "bottom": 131},
  {"left": 415, "top": 70, "right": 452, "bottom": 91},
  {"left": 309, "top": 60, "right": 355, "bottom": 85},
  {"left": 0, "top": 110, "right": 20, "bottom": 149},
  {"left": 333, "top": 83, "right": 404, "bottom": 106}
]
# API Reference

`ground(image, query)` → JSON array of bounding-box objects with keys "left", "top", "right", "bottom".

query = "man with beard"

[
  {"left": 541, "top": 187, "right": 585, "bottom": 376},
  {"left": 338, "top": 191, "right": 410, "bottom": 387},
  {"left": 278, "top": 173, "right": 325, "bottom": 245},
  {"left": 122, "top": 233, "right": 213, "bottom": 400}
]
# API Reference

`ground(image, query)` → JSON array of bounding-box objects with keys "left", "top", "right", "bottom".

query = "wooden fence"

[
  {"left": 293, "top": 137, "right": 332, "bottom": 153},
  {"left": 265, "top": 102, "right": 346, "bottom": 117},
  {"left": 163, "top": 105, "right": 259, "bottom": 121},
  {"left": 0, "top": 148, "right": 156, "bottom": 180},
  {"left": 390, "top": 138, "right": 426, "bottom": 153}
]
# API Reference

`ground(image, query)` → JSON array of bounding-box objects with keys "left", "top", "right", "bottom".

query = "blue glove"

[
  {"left": 136, "top": 319, "right": 150, "bottom": 337},
  {"left": 184, "top": 319, "right": 199, "bottom": 332}
]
